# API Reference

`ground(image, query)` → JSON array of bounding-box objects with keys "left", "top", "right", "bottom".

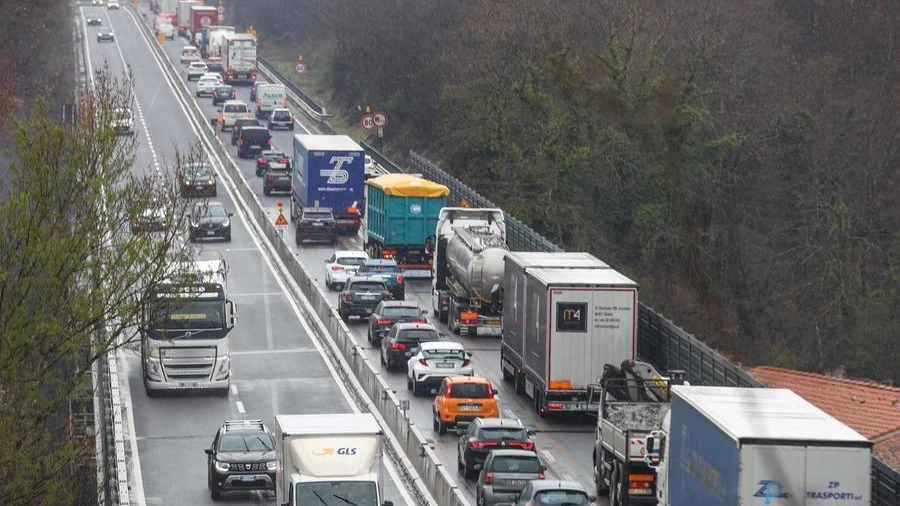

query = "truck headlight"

[
  {"left": 214, "top": 356, "right": 230, "bottom": 380},
  {"left": 145, "top": 356, "right": 162, "bottom": 380},
  {"left": 214, "top": 460, "right": 229, "bottom": 472},
  {"left": 266, "top": 460, "right": 276, "bottom": 471}
]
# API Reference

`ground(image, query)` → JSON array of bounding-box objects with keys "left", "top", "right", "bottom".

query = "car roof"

[
  {"left": 303, "top": 206, "right": 334, "bottom": 213},
  {"left": 393, "top": 322, "right": 437, "bottom": 332},
  {"left": 475, "top": 417, "right": 525, "bottom": 428},
  {"left": 189, "top": 61, "right": 207, "bottom": 66},
  {"left": 334, "top": 250, "right": 369, "bottom": 258},
  {"left": 419, "top": 341, "right": 463, "bottom": 351},
  {"left": 528, "top": 481, "right": 588, "bottom": 493},
  {"left": 347, "top": 275, "right": 385, "bottom": 283},
  {"left": 446, "top": 375, "right": 491, "bottom": 385},
  {"left": 365, "top": 258, "right": 398, "bottom": 266},
  {"left": 272, "top": 107, "right": 291, "bottom": 112},
  {"left": 487, "top": 449, "right": 539, "bottom": 459},
  {"left": 199, "top": 73, "right": 220, "bottom": 79},
  {"left": 241, "top": 126, "right": 269, "bottom": 133},
  {"left": 379, "top": 300, "right": 419, "bottom": 307},
  {"left": 223, "top": 100, "right": 247, "bottom": 106}
]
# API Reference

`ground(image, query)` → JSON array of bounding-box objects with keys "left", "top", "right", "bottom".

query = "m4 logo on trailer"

[{"left": 321, "top": 156, "right": 353, "bottom": 184}]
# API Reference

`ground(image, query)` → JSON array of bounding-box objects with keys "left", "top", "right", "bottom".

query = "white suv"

[{"left": 216, "top": 100, "right": 251, "bottom": 131}]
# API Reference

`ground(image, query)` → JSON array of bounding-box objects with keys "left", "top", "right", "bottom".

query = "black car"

[
  {"left": 338, "top": 276, "right": 391, "bottom": 322},
  {"left": 231, "top": 118, "right": 262, "bottom": 145},
  {"left": 255, "top": 149, "right": 292, "bottom": 176},
  {"left": 97, "top": 27, "right": 115, "bottom": 42},
  {"left": 204, "top": 420, "right": 276, "bottom": 500},
  {"left": 237, "top": 126, "right": 272, "bottom": 158},
  {"left": 211, "top": 84, "right": 236, "bottom": 106},
  {"left": 367, "top": 300, "right": 427, "bottom": 345},
  {"left": 179, "top": 162, "right": 217, "bottom": 197},
  {"left": 205, "top": 59, "right": 225, "bottom": 76},
  {"left": 380, "top": 322, "right": 440, "bottom": 371},
  {"left": 86, "top": 16, "right": 102, "bottom": 26},
  {"left": 458, "top": 418, "right": 536, "bottom": 479},
  {"left": 188, "top": 201, "right": 233, "bottom": 242},
  {"left": 262, "top": 166, "right": 291, "bottom": 195},
  {"left": 295, "top": 207, "right": 337, "bottom": 245}
]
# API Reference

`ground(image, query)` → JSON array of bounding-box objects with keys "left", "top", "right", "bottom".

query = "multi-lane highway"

[{"left": 80, "top": 2, "right": 601, "bottom": 505}]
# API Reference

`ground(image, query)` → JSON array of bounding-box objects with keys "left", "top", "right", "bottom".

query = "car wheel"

[
  {"left": 407, "top": 376, "right": 413, "bottom": 392},
  {"left": 224, "top": 232, "right": 231, "bottom": 242},
  {"left": 211, "top": 486, "right": 222, "bottom": 501},
  {"left": 463, "top": 456, "right": 476, "bottom": 479},
  {"left": 289, "top": 124, "right": 294, "bottom": 131},
  {"left": 256, "top": 167, "right": 263, "bottom": 177},
  {"left": 432, "top": 411, "right": 439, "bottom": 431},
  {"left": 610, "top": 463, "right": 621, "bottom": 506},
  {"left": 380, "top": 347, "right": 386, "bottom": 366},
  {"left": 437, "top": 414, "right": 448, "bottom": 435},
  {"left": 340, "top": 307, "right": 349, "bottom": 323},
  {"left": 263, "top": 187, "right": 271, "bottom": 196},
  {"left": 196, "top": 91, "right": 200, "bottom": 97},
  {"left": 211, "top": 188, "right": 217, "bottom": 197},
  {"left": 367, "top": 327, "right": 372, "bottom": 342}
]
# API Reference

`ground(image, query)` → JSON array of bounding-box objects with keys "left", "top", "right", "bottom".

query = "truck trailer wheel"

[{"left": 595, "top": 452, "right": 610, "bottom": 496}]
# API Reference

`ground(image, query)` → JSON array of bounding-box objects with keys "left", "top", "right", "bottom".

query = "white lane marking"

[
  {"left": 236, "top": 401, "right": 246, "bottom": 414},
  {"left": 541, "top": 449, "right": 556, "bottom": 463},
  {"left": 230, "top": 384, "right": 239, "bottom": 395},
  {"left": 264, "top": 292, "right": 274, "bottom": 350},
  {"left": 562, "top": 474, "right": 573, "bottom": 482},
  {"left": 504, "top": 409, "right": 516, "bottom": 418},
  {"left": 230, "top": 348, "right": 316, "bottom": 356},
  {"left": 227, "top": 291, "right": 285, "bottom": 297}
]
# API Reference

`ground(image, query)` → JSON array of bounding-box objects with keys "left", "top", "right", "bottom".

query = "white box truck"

[
  {"left": 501, "top": 264, "right": 638, "bottom": 416},
  {"left": 645, "top": 386, "right": 873, "bottom": 506},
  {"left": 255, "top": 82, "right": 287, "bottom": 119},
  {"left": 274, "top": 413, "right": 394, "bottom": 506}
]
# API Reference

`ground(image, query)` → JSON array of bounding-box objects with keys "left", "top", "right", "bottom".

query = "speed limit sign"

[{"left": 360, "top": 114, "right": 375, "bottom": 131}]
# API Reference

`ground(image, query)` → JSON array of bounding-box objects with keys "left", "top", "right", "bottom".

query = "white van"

[
  {"left": 180, "top": 45, "right": 201, "bottom": 64},
  {"left": 254, "top": 83, "right": 287, "bottom": 119},
  {"left": 158, "top": 23, "right": 175, "bottom": 39},
  {"left": 216, "top": 100, "right": 251, "bottom": 130}
]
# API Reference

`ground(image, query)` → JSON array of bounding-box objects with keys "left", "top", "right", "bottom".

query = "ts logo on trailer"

[{"left": 320, "top": 156, "right": 353, "bottom": 184}]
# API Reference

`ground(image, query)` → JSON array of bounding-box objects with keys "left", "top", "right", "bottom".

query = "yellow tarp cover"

[{"left": 366, "top": 173, "right": 450, "bottom": 197}]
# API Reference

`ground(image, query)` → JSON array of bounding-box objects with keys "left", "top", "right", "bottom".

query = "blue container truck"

[
  {"left": 364, "top": 174, "right": 449, "bottom": 277},
  {"left": 291, "top": 135, "right": 366, "bottom": 234},
  {"left": 645, "top": 386, "right": 872, "bottom": 506}
]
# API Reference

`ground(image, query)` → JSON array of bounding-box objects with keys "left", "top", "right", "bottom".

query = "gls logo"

[
  {"left": 320, "top": 156, "right": 353, "bottom": 184},
  {"left": 311, "top": 446, "right": 358, "bottom": 456},
  {"left": 754, "top": 480, "right": 791, "bottom": 505}
]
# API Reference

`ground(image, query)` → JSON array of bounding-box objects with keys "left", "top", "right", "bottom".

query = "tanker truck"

[{"left": 430, "top": 207, "right": 507, "bottom": 336}]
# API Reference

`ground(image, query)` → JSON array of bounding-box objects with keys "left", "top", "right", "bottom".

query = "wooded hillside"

[{"left": 233, "top": 0, "right": 899, "bottom": 382}]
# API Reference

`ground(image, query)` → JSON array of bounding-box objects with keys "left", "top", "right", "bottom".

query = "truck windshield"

[
  {"left": 149, "top": 298, "right": 226, "bottom": 333},
  {"left": 297, "top": 481, "right": 377, "bottom": 506}
]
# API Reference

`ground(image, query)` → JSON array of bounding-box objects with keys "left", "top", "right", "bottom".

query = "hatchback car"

[
  {"left": 97, "top": 27, "right": 115, "bottom": 42},
  {"left": 408, "top": 341, "right": 473, "bottom": 395},
  {"left": 188, "top": 202, "right": 232, "bottom": 242},
  {"left": 195, "top": 75, "right": 221, "bottom": 96},
  {"left": 324, "top": 250, "right": 370, "bottom": 291},
  {"left": 255, "top": 149, "right": 291, "bottom": 176},
  {"left": 180, "top": 45, "right": 201, "bottom": 64},
  {"left": 367, "top": 300, "right": 427, "bottom": 345},
  {"left": 458, "top": 418, "right": 535, "bottom": 479},
  {"left": 380, "top": 322, "right": 440, "bottom": 372},
  {"left": 295, "top": 207, "right": 337, "bottom": 245},
  {"left": 236, "top": 126, "right": 272, "bottom": 158},
  {"left": 262, "top": 166, "right": 291, "bottom": 195},
  {"left": 267, "top": 107, "right": 294, "bottom": 130},
  {"left": 111, "top": 107, "right": 134, "bottom": 135},
  {"left": 339, "top": 276, "right": 391, "bottom": 322},
  {"left": 226, "top": 118, "right": 258, "bottom": 145},
  {"left": 204, "top": 419, "right": 276, "bottom": 500},
  {"left": 476, "top": 450, "right": 545, "bottom": 506},
  {"left": 186, "top": 61, "right": 208, "bottom": 80},
  {"left": 513, "top": 481, "right": 593, "bottom": 506},
  {"left": 433, "top": 376, "right": 500, "bottom": 434},
  {"left": 211, "top": 84, "right": 236, "bottom": 105},
  {"left": 217, "top": 100, "right": 251, "bottom": 131},
  {"left": 179, "top": 162, "right": 217, "bottom": 197}
]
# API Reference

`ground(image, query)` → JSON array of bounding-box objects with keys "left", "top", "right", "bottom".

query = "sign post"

[
  {"left": 275, "top": 201, "right": 289, "bottom": 235},
  {"left": 372, "top": 111, "right": 388, "bottom": 151}
]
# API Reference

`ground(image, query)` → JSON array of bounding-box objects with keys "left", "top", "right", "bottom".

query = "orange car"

[{"left": 432, "top": 376, "right": 499, "bottom": 434}]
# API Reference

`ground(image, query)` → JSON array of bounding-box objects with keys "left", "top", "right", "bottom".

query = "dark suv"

[
  {"left": 339, "top": 276, "right": 391, "bottom": 322},
  {"left": 262, "top": 166, "right": 291, "bottom": 195},
  {"left": 458, "top": 418, "right": 536, "bottom": 479},
  {"left": 230, "top": 117, "right": 262, "bottom": 145},
  {"left": 380, "top": 322, "right": 440, "bottom": 371},
  {"left": 237, "top": 126, "right": 272, "bottom": 158},
  {"left": 295, "top": 207, "right": 338, "bottom": 245},
  {"left": 367, "top": 300, "right": 427, "bottom": 345},
  {"left": 204, "top": 419, "right": 276, "bottom": 500}
]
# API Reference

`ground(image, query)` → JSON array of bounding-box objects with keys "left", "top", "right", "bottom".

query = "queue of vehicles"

[{"left": 133, "top": 14, "right": 879, "bottom": 506}]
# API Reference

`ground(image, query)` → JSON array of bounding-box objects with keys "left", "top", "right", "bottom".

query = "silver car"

[{"left": 476, "top": 450, "right": 545, "bottom": 506}]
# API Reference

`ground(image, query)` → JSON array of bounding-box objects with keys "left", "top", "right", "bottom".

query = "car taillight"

[
  {"left": 331, "top": 265, "right": 345, "bottom": 272},
  {"left": 509, "top": 441, "right": 534, "bottom": 450},
  {"left": 469, "top": 441, "right": 497, "bottom": 450},
  {"left": 538, "top": 473, "right": 545, "bottom": 480},
  {"left": 382, "top": 292, "right": 393, "bottom": 300},
  {"left": 376, "top": 318, "right": 391, "bottom": 326},
  {"left": 267, "top": 138, "right": 273, "bottom": 147},
  {"left": 278, "top": 159, "right": 289, "bottom": 164},
  {"left": 396, "top": 275, "right": 404, "bottom": 284},
  {"left": 462, "top": 359, "right": 470, "bottom": 367},
  {"left": 411, "top": 318, "right": 426, "bottom": 323},
  {"left": 259, "top": 158, "right": 269, "bottom": 165},
  {"left": 484, "top": 473, "right": 493, "bottom": 486},
  {"left": 391, "top": 342, "right": 406, "bottom": 350},
  {"left": 343, "top": 293, "right": 353, "bottom": 302},
  {"left": 251, "top": 73, "right": 257, "bottom": 80},
  {"left": 265, "top": 173, "right": 275, "bottom": 180},
  {"left": 418, "top": 358, "right": 428, "bottom": 366},
  {"left": 239, "top": 138, "right": 244, "bottom": 145}
]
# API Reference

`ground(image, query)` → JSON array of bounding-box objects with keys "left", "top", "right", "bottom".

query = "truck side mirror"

[{"left": 204, "top": 448, "right": 214, "bottom": 455}]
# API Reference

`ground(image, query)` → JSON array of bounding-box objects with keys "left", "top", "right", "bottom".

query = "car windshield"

[
  {"left": 397, "top": 329, "right": 439, "bottom": 342},
  {"left": 196, "top": 205, "right": 227, "bottom": 218},
  {"left": 224, "top": 104, "right": 246, "bottom": 113},
  {"left": 304, "top": 212, "right": 332, "bottom": 220},
  {"left": 337, "top": 257, "right": 367, "bottom": 267},
  {"left": 422, "top": 348, "right": 465, "bottom": 360},
  {"left": 533, "top": 490, "right": 591, "bottom": 506},
  {"left": 219, "top": 434, "right": 274, "bottom": 452},
  {"left": 382, "top": 307, "right": 421, "bottom": 318},
  {"left": 352, "top": 281, "right": 385, "bottom": 292},
  {"left": 214, "top": 86, "right": 231, "bottom": 94},
  {"left": 364, "top": 264, "right": 399, "bottom": 273},
  {"left": 491, "top": 456, "right": 542, "bottom": 473},
  {"left": 448, "top": 382, "right": 490, "bottom": 398},
  {"left": 186, "top": 165, "right": 212, "bottom": 177},
  {"left": 273, "top": 111, "right": 290, "bottom": 120},
  {"left": 480, "top": 427, "right": 528, "bottom": 441}
]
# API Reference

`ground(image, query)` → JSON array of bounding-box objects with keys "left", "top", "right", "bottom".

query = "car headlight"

[
  {"left": 214, "top": 460, "right": 229, "bottom": 473},
  {"left": 222, "top": 219, "right": 230, "bottom": 228},
  {"left": 266, "top": 460, "right": 276, "bottom": 471},
  {"left": 207, "top": 178, "right": 215, "bottom": 185},
  {"left": 183, "top": 179, "right": 191, "bottom": 186}
]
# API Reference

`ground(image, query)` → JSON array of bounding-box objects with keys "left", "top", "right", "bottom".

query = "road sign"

[
  {"left": 294, "top": 61, "right": 306, "bottom": 74},
  {"left": 275, "top": 212, "right": 288, "bottom": 227},
  {"left": 373, "top": 111, "right": 388, "bottom": 128},
  {"left": 360, "top": 114, "right": 375, "bottom": 131}
]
